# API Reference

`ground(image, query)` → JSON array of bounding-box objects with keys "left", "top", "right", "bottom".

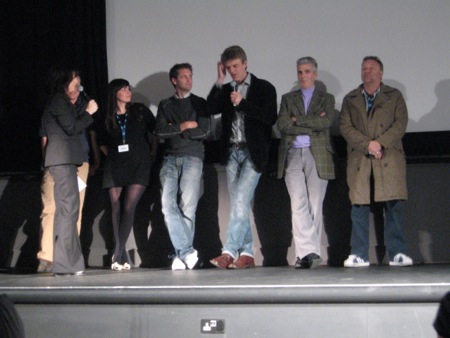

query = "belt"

[{"left": 230, "top": 142, "right": 247, "bottom": 150}]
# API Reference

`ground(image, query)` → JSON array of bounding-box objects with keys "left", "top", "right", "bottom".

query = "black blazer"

[
  {"left": 207, "top": 73, "right": 277, "bottom": 173},
  {"left": 42, "top": 93, "right": 93, "bottom": 167}
]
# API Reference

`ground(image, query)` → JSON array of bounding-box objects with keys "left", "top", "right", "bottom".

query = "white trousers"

[{"left": 284, "top": 148, "right": 328, "bottom": 259}]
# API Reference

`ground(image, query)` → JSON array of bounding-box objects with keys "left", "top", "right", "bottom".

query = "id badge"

[{"left": 118, "top": 144, "right": 129, "bottom": 153}]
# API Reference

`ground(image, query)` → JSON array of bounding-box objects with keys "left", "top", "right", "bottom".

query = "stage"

[{"left": 1, "top": 263, "right": 448, "bottom": 337}]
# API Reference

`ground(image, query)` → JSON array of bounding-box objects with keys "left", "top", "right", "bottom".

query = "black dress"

[{"left": 103, "top": 103, "right": 156, "bottom": 188}]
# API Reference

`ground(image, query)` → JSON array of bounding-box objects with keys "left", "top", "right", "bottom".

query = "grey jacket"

[{"left": 42, "top": 93, "right": 93, "bottom": 167}]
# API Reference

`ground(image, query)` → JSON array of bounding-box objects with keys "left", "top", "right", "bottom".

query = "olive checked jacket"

[{"left": 277, "top": 88, "right": 336, "bottom": 180}]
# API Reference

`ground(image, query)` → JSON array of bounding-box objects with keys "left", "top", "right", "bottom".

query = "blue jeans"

[
  {"left": 223, "top": 148, "right": 261, "bottom": 258},
  {"left": 160, "top": 155, "right": 203, "bottom": 260},
  {"left": 350, "top": 200, "right": 407, "bottom": 261}
]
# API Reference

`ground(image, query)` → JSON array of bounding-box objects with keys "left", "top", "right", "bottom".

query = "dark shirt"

[{"left": 155, "top": 94, "right": 210, "bottom": 160}]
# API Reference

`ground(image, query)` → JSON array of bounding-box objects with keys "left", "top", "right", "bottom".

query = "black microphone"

[
  {"left": 230, "top": 81, "right": 237, "bottom": 107},
  {"left": 230, "top": 81, "right": 237, "bottom": 92},
  {"left": 78, "top": 85, "right": 91, "bottom": 101}
]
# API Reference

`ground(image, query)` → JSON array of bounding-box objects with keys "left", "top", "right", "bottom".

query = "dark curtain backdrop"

[{"left": 0, "top": 1, "right": 108, "bottom": 172}]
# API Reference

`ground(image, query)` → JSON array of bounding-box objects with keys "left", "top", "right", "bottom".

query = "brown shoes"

[
  {"left": 210, "top": 254, "right": 256, "bottom": 269},
  {"left": 229, "top": 255, "right": 255, "bottom": 269},
  {"left": 210, "top": 254, "right": 234, "bottom": 269}
]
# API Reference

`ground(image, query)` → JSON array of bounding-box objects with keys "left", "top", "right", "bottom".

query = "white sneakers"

[
  {"left": 389, "top": 253, "right": 413, "bottom": 267},
  {"left": 344, "top": 253, "right": 413, "bottom": 267},
  {"left": 171, "top": 250, "right": 198, "bottom": 271},
  {"left": 344, "top": 255, "right": 370, "bottom": 267},
  {"left": 171, "top": 257, "right": 186, "bottom": 270},
  {"left": 185, "top": 250, "right": 198, "bottom": 270}
]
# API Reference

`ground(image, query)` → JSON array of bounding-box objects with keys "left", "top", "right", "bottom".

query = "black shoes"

[
  {"left": 54, "top": 271, "right": 85, "bottom": 277},
  {"left": 295, "top": 253, "right": 322, "bottom": 269}
]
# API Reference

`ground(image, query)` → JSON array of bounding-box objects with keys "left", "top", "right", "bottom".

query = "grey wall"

[{"left": 106, "top": 0, "right": 450, "bottom": 133}]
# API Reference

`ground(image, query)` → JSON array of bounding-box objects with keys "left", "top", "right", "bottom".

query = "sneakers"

[
  {"left": 389, "top": 253, "right": 413, "bottom": 267},
  {"left": 344, "top": 255, "right": 370, "bottom": 267},
  {"left": 228, "top": 255, "right": 255, "bottom": 269},
  {"left": 184, "top": 250, "right": 198, "bottom": 270},
  {"left": 210, "top": 254, "right": 234, "bottom": 269},
  {"left": 172, "top": 250, "right": 198, "bottom": 270},
  {"left": 171, "top": 257, "right": 186, "bottom": 270},
  {"left": 344, "top": 253, "right": 413, "bottom": 267}
]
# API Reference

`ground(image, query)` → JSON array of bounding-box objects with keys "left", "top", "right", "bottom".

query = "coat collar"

[
  {"left": 292, "top": 88, "right": 325, "bottom": 115},
  {"left": 346, "top": 83, "right": 395, "bottom": 112}
]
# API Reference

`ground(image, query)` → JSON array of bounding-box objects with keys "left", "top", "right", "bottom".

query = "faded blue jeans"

[
  {"left": 160, "top": 155, "right": 203, "bottom": 260},
  {"left": 222, "top": 148, "right": 261, "bottom": 258}
]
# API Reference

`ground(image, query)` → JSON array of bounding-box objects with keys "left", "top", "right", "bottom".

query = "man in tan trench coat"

[{"left": 340, "top": 56, "right": 413, "bottom": 267}]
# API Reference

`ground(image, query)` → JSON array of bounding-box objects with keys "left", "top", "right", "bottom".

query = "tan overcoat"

[{"left": 340, "top": 84, "right": 408, "bottom": 204}]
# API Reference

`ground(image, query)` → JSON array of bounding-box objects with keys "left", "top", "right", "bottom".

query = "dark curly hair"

[{"left": 46, "top": 64, "right": 80, "bottom": 97}]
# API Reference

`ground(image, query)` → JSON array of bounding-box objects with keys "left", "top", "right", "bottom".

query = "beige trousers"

[{"left": 37, "top": 162, "right": 89, "bottom": 262}]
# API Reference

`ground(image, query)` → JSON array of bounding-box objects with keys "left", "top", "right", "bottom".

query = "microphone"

[
  {"left": 230, "top": 81, "right": 237, "bottom": 92},
  {"left": 78, "top": 85, "right": 91, "bottom": 101},
  {"left": 230, "top": 81, "right": 237, "bottom": 107}
]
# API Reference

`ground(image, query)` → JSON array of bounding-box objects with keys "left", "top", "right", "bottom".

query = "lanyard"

[{"left": 115, "top": 113, "right": 128, "bottom": 144}]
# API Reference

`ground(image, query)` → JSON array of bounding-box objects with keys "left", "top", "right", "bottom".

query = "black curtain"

[{"left": 0, "top": 1, "right": 108, "bottom": 172}]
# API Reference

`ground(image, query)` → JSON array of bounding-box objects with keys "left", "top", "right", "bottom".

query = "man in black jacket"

[{"left": 208, "top": 45, "right": 277, "bottom": 269}]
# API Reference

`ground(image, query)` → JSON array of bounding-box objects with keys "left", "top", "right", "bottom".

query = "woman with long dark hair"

[
  {"left": 42, "top": 65, "right": 98, "bottom": 276},
  {"left": 101, "top": 79, "right": 156, "bottom": 271}
]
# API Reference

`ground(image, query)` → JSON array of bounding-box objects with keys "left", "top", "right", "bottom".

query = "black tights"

[{"left": 109, "top": 184, "right": 146, "bottom": 264}]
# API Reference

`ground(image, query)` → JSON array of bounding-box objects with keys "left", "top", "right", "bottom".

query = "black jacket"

[{"left": 207, "top": 73, "right": 277, "bottom": 172}]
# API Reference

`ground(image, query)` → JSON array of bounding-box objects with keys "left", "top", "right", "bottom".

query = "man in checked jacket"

[{"left": 277, "top": 56, "right": 336, "bottom": 269}]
